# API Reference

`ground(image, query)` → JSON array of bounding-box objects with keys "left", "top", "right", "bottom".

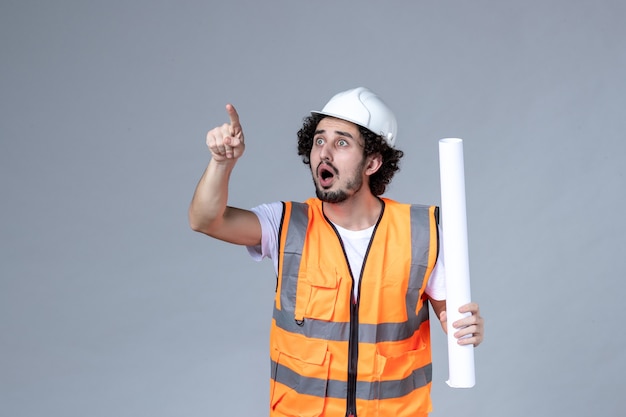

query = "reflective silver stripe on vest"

[
  {"left": 273, "top": 301, "right": 429, "bottom": 343},
  {"left": 404, "top": 203, "right": 434, "bottom": 333},
  {"left": 271, "top": 359, "right": 432, "bottom": 400},
  {"left": 274, "top": 201, "right": 434, "bottom": 343},
  {"left": 277, "top": 202, "right": 308, "bottom": 314}
]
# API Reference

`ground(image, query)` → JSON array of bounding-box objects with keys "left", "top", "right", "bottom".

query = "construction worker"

[{"left": 189, "top": 87, "right": 484, "bottom": 417}]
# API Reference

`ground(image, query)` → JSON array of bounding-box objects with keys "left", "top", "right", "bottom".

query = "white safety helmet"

[{"left": 312, "top": 87, "right": 398, "bottom": 147}]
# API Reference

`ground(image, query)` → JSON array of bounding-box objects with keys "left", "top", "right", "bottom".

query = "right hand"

[{"left": 206, "top": 104, "right": 245, "bottom": 163}]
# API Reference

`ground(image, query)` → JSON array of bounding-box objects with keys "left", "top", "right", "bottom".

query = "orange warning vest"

[{"left": 270, "top": 197, "right": 439, "bottom": 417}]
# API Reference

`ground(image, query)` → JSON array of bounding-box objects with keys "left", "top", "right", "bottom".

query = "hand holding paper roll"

[{"left": 438, "top": 303, "right": 483, "bottom": 346}]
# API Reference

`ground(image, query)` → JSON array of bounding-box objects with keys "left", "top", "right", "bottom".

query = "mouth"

[{"left": 317, "top": 163, "right": 337, "bottom": 188}]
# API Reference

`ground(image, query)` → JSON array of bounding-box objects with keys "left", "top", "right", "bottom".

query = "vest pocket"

[
  {"left": 294, "top": 267, "right": 341, "bottom": 322},
  {"left": 271, "top": 335, "right": 330, "bottom": 417},
  {"left": 370, "top": 348, "right": 432, "bottom": 414}
]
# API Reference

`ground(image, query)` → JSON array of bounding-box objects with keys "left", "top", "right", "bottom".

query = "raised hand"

[{"left": 206, "top": 104, "right": 245, "bottom": 163}]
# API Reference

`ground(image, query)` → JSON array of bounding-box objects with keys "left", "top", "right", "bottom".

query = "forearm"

[
  {"left": 428, "top": 297, "right": 447, "bottom": 333},
  {"left": 188, "top": 159, "right": 236, "bottom": 234}
]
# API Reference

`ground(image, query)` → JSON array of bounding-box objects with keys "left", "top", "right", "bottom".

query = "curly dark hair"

[{"left": 297, "top": 114, "right": 404, "bottom": 196}]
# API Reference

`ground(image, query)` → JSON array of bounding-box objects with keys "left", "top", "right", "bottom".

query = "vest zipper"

[
  {"left": 327, "top": 225, "right": 360, "bottom": 417},
  {"left": 324, "top": 200, "right": 385, "bottom": 417},
  {"left": 346, "top": 295, "right": 358, "bottom": 417}
]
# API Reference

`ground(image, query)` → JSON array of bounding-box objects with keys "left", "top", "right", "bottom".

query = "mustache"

[{"left": 316, "top": 161, "right": 338, "bottom": 175}]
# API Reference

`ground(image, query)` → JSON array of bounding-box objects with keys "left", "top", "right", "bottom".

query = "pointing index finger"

[{"left": 225, "top": 104, "right": 241, "bottom": 133}]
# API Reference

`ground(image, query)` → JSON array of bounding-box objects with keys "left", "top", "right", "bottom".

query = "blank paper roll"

[{"left": 438, "top": 138, "right": 476, "bottom": 388}]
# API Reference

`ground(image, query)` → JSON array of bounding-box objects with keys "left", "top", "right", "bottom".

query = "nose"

[{"left": 318, "top": 142, "right": 332, "bottom": 161}]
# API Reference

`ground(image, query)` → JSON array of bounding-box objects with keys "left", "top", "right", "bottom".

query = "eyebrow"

[{"left": 314, "top": 129, "right": 355, "bottom": 139}]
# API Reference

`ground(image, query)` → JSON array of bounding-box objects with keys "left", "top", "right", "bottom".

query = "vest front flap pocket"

[
  {"left": 382, "top": 348, "right": 431, "bottom": 389},
  {"left": 271, "top": 334, "right": 330, "bottom": 417},
  {"left": 303, "top": 266, "right": 341, "bottom": 321},
  {"left": 380, "top": 348, "right": 422, "bottom": 379}
]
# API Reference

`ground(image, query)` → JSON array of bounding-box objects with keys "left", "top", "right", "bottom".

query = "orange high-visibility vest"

[{"left": 270, "top": 197, "right": 440, "bottom": 417}]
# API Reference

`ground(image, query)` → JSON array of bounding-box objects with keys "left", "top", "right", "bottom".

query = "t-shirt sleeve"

[
  {"left": 424, "top": 224, "right": 447, "bottom": 300},
  {"left": 246, "top": 202, "right": 283, "bottom": 269}
]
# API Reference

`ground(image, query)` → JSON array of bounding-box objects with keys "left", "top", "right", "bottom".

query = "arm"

[
  {"left": 429, "top": 298, "right": 447, "bottom": 333},
  {"left": 188, "top": 104, "right": 262, "bottom": 246},
  {"left": 428, "top": 296, "right": 484, "bottom": 347}
]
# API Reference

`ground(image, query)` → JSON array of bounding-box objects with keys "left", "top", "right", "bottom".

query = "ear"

[{"left": 364, "top": 153, "right": 383, "bottom": 176}]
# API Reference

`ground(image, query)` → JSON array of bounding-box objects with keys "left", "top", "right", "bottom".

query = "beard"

[
  {"left": 313, "top": 161, "right": 365, "bottom": 203},
  {"left": 315, "top": 187, "right": 350, "bottom": 203}
]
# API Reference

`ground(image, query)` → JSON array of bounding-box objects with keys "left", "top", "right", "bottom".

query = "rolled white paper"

[{"left": 438, "top": 138, "right": 476, "bottom": 388}]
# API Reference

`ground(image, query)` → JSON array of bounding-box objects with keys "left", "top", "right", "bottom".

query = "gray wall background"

[{"left": 1, "top": 1, "right": 625, "bottom": 416}]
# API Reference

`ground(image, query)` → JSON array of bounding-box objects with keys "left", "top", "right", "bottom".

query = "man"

[{"left": 189, "top": 87, "right": 484, "bottom": 417}]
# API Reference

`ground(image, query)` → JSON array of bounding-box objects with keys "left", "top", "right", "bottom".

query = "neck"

[{"left": 322, "top": 193, "right": 383, "bottom": 231}]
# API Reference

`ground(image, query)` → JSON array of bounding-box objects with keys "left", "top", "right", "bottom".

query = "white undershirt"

[
  {"left": 331, "top": 222, "right": 374, "bottom": 298},
  {"left": 246, "top": 202, "right": 446, "bottom": 301}
]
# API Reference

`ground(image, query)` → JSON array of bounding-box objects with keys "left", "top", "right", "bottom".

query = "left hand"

[{"left": 439, "top": 302, "right": 484, "bottom": 347}]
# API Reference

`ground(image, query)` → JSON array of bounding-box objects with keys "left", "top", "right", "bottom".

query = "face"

[{"left": 309, "top": 117, "right": 370, "bottom": 203}]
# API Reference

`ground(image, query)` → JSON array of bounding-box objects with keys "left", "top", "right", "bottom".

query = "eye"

[
  {"left": 337, "top": 139, "right": 348, "bottom": 147},
  {"left": 315, "top": 137, "right": 325, "bottom": 146}
]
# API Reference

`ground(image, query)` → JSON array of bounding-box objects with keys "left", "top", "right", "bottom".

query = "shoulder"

[
  {"left": 251, "top": 201, "right": 284, "bottom": 220},
  {"left": 381, "top": 198, "right": 440, "bottom": 225},
  {"left": 381, "top": 197, "right": 437, "bottom": 212}
]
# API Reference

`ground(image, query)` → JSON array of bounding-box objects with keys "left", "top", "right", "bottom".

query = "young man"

[{"left": 189, "top": 87, "right": 484, "bottom": 417}]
